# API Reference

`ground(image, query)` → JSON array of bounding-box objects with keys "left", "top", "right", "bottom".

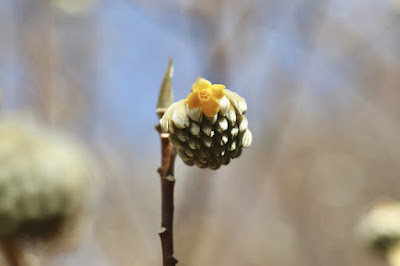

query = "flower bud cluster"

[
  {"left": 357, "top": 201, "right": 400, "bottom": 252},
  {"left": 0, "top": 117, "right": 91, "bottom": 237},
  {"left": 160, "top": 84, "right": 252, "bottom": 170}
]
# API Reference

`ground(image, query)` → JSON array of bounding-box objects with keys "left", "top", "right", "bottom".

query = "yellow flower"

[{"left": 185, "top": 77, "right": 225, "bottom": 117}]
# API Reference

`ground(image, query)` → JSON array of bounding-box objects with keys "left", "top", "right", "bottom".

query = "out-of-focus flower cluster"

[
  {"left": 50, "top": 0, "right": 98, "bottom": 15},
  {"left": 160, "top": 78, "right": 252, "bottom": 170},
  {"left": 0, "top": 116, "right": 92, "bottom": 238},
  {"left": 356, "top": 200, "right": 400, "bottom": 252}
]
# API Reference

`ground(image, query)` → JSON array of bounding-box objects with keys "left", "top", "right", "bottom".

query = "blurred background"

[{"left": 1, "top": 0, "right": 400, "bottom": 265}]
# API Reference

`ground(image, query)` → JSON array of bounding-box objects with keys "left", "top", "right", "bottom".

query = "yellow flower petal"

[
  {"left": 210, "top": 84, "right": 225, "bottom": 99},
  {"left": 185, "top": 92, "right": 201, "bottom": 109},
  {"left": 192, "top": 77, "right": 212, "bottom": 92},
  {"left": 201, "top": 98, "right": 220, "bottom": 117}
]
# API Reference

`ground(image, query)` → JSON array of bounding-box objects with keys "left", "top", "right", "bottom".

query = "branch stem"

[
  {"left": 1, "top": 238, "right": 24, "bottom": 266},
  {"left": 156, "top": 116, "right": 178, "bottom": 266}
]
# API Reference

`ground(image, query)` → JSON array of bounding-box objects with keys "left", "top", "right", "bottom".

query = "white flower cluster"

[
  {"left": 357, "top": 201, "right": 400, "bottom": 251},
  {"left": 160, "top": 89, "right": 252, "bottom": 169},
  {"left": 0, "top": 117, "right": 91, "bottom": 237},
  {"left": 51, "top": 0, "right": 98, "bottom": 15}
]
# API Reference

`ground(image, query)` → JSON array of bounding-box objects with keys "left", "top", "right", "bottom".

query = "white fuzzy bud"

[{"left": 225, "top": 89, "right": 247, "bottom": 115}]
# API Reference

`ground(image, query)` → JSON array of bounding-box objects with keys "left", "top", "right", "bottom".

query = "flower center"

[{"left": 199, "top": 89, "right": 211, "bottom": 100}]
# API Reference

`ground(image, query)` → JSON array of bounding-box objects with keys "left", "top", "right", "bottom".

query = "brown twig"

[
  {"left": 1, "top": 238, "right": 24, "bottom": 266},
  {"left": 155, "top": 58, "right": 178, "bottom": 266},
  {"left": 156, "top": 114, "right": 178, "bottom": 266}
]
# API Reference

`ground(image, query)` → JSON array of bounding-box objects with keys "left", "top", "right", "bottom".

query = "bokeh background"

[{"left": 1, "top": 0, "right": 400, "bottom": 265}]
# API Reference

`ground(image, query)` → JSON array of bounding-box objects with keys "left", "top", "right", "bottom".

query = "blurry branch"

[
  {"left": 155, "top": 59, "right": 178, "bottom": 266},
  {"left": 16, "top": 1, "right": 90, "bottom": 125},
  {"left": 1, "top": 239, "right": 25, "bottom": 266},
  {"left": 180, "top": 0, "right": 255, "bottom": 82},
  {"left": 18, "top": 2, "right": 58, "bottom": 122}
]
